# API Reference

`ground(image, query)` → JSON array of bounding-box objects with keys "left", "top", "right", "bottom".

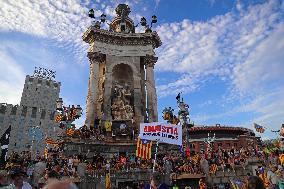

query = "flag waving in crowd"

[
  {"left": 45, "top": 138, "right": 58, "bottom": 145},
  {"left": 254, "top": 123, "right": 265, "bottom": 133},
  {"left": 0, "top": 126, "right": 11, "bottom": 167},
  {"left": 136, "top": 138, "right": 152, "bottom": 160}
]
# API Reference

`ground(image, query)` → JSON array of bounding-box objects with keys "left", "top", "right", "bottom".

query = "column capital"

[
  {"left": 144, "top": 54, "right": 158, "bottom": 68},
  {"left": 87, "top": 52, "right": 105, "bottom": 63}
]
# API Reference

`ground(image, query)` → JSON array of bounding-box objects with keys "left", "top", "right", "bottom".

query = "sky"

[{"left": 0, "top": 0, "right": 283, "bottom": 140}]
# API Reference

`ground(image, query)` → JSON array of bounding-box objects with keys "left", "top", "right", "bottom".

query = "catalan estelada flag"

[
  {"left": 254, "top": 123, "right": 265, "bottom": 133},
  {"left": 45, "top": 138, "right": 58, "bottom": 145},
  {"left": 105, "top": 172, "right": 111, "bottom": 189},
  {"left": 136, "top": 138, "right": 152, "bottom": 160},
  {"left": 66, "top": 128, "right": 75, "bottom": 136}
]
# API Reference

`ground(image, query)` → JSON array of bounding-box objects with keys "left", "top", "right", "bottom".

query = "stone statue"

[
  {"left": 111, "top": 83, "right": 134, "bottom": 120},
  {"left": 125, "top": 103, "right": 134, "bottom": 119}
]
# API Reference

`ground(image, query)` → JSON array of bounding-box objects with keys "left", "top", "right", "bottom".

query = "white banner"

[{"left": 139, "top": 122, "right": 182, "bottom": 146}]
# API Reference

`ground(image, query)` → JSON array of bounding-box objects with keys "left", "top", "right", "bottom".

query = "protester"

[
  {"left": 9, "top": 171, "right": 32, "bottom": 189},
  {"left": 42, "top": 180, "right": 78, "bottom": 189},
  {"left": 246, "top": 176, "right": 265, "bottom": 189},
  {"left": 149, "top": 172, "right": 169, "bottom": 189},
  {"left": 0, "top": 170, "right": 9, "bottom": 187}
]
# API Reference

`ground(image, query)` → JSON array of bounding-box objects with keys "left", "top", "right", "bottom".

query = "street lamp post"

[
  {"left": 176, "top": 94, "right": 194, "bottom": 154},
  {"left": 88, "top": 6, "right": 158, "bottom": 33}
]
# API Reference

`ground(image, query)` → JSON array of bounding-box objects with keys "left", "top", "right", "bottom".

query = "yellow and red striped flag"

[
  {"left": 105, "top": 172, "right": 111, "bottom": 189},
  {"left": 279, "top": 153, "right": 284, "bottom": 165},
  {"left": 45, "top": 138, "right": 58, "bottom": 145},
  {"left": 136, "top": 138, "right": 152, "bottom": 160},
  {"left": 66, "top": 128, "right": 75, "bottom": 136}
]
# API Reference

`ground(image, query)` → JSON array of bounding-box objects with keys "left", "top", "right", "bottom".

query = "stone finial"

[
  {"left": 87, "top": 52, "right": 105, "bottom": 63},
  {"left": 115, "top": 4, "right": 131, "bottom": 17},
  {"left": 144, "top": 55, "right": 158, "bottom": 68},
  {"left": 109, "top": 4, "right": 135, "bottom": 33}
]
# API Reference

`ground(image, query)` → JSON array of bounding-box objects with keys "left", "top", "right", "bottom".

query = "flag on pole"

[
  {"left": 136, "top": 138, "right": 152, "bottom": 160},
  {"left": 105, "top": 172, "right": 111, "bottom": 189},
  {"left": 66, "top": 128, "right": 75, "bottom": 136},
  {"left": 0, "top": 126, "right": 11, "bottom": 166},
  {"left": 45, "top": 138, "right": 58, "bottom": 145},
  {"left": 254, "top": 123, "right": 265, "bottom": 133}
]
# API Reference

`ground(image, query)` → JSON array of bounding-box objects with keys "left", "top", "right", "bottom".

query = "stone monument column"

[
  {"left": 85, "top": 52, "right": 104, "bottom": 127},
  {"left": 145, "top": 55, "right": 158, "bottom": 122}
]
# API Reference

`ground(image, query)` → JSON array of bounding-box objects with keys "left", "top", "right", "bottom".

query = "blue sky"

[{"left": 0, "top": 0, "right": 283, "bottom": 139}]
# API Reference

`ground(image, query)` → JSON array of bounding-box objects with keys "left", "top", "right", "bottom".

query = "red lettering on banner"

[
  {"left": 155, "top": 125, "right": 161, "bottom": 132},
  {"left": 162, "top": 126, "right": 166, "bottom": 132},
  {"left": 144, "top": 126, "right": 148, "bottom": 132},
  {"left": 173, "top": 128, "right": 178, "bottom": 135}
]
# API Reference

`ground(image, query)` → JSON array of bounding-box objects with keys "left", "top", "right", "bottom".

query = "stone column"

[
  {"left": 145, "top": 55, "right": 158, "bottom": 122},
  {"left": 85, "top": 52, "right": 104, "bottom": 127}
]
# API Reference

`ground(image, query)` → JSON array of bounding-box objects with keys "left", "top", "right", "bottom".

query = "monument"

[{"left": 83, "top": 4, "right": 161, "bottom": 139}]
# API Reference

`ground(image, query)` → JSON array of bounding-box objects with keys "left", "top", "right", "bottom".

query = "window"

[
  {"left": 40, "top": 109, "right": 46, "bottom": 119},
  {"left": 10, "top": 105, "right": 17, "bottom": 115},
  {"left": 103, "top": 68, "right": 105, "bottom": 75},
  {"left": 21, "top": 106, "right": 27, "bottom": 117},
  {"left": 28, "top": 77, "right": 34, "bottom": 84},
  {"left": 31, "top": 107, "right": 37, "bottom": 118},
  {"left": 50, "top": 111, "right": 55, "bottom": 120},
  {"left": 0, "top": 104, "right": 7, "bottom": 114},
  {"left": 54, "top": 83, "right": 58, "bottom": 89},
  {"left": 0, "top": 116, "right": 4, "bottom": 123}
]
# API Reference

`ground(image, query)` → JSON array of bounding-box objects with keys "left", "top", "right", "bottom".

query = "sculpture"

[{"left": 111, "top": 83, "right": 134, "bottom": 120}]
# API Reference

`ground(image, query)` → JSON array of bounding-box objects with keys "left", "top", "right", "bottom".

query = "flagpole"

[{"left": 153, "top": 140, "right": 159, "bottom": 172}]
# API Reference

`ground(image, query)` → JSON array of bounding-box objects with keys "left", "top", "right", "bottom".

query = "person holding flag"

[{"left": 0, "top": 126, "right": 11, "bottom": 168}]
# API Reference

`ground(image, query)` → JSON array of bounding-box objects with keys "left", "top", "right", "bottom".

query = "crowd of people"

[{"left": 0, "top": 142, "right": 283, "bottom": 189}]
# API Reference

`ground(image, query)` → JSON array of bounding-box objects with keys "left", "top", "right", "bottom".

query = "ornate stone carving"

[
  {"left": 144, "top": 55, "right": 158, "bottom": 68},
  {"left": 111, "top": 83, "right": 134, "bottom": 120},
  {"left": 87, "top": 52, "right": 105, "bottom": 63},
  {"left": 83, "top": 28, "right": 162, "bottom": 48}
]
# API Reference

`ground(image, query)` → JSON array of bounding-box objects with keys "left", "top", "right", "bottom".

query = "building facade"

[
  {"left": 188, "top": 125, "right": 257, "bottom": 153},
  {"left": 0, "top": 74, "right": 61, "bottom": 154}
]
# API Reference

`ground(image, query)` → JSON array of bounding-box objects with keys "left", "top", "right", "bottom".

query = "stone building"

[
  {"left": 83, "top": 4, "right": 161, "bottom": 136},
  {"left": 0, "top": 74, "right": 61, "bottom": 154},
  {"left": 188, "top": 125, "right": 257, "bottom": 153}
]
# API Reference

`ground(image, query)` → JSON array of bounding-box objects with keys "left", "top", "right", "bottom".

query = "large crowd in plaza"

[{"left": 0, "top": 141, "right": 283, "bottom": 189}]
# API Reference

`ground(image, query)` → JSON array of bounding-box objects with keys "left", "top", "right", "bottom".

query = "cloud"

[
  {"left": 0, "top": 47, "right": 25, "bottom": 105},
  {"left": 155, "top": 0, "right": 284, "bottom": 138},
  {"left": 155, "top": 0, "right": 283, "bottom": 97},
  {"left": 0, "top": 0, "right": 118, "bottom": 61},
  {"left": 232, "top": 24, "right": 284, "bottom": 96}
]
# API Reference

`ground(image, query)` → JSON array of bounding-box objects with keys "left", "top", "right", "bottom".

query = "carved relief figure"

[{"left": 111, "top": 83, "right": 134, "bottom": 120}]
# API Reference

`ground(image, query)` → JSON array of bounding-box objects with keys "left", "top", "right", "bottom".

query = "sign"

[
  {"left": 112, "top": 120, "right": 133, "bottom": 136},
  {"left": 139, "top": 122, "right": 182, "bottom": 145}
]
